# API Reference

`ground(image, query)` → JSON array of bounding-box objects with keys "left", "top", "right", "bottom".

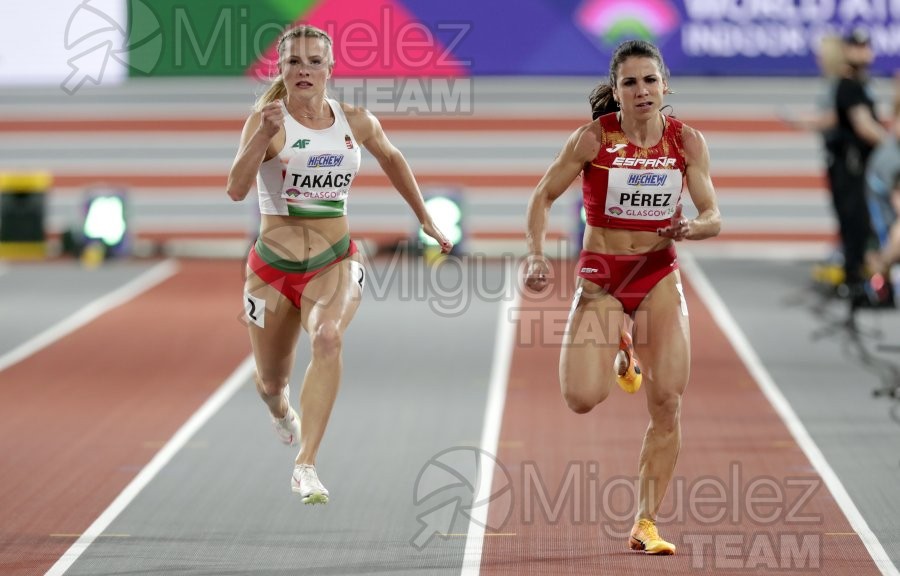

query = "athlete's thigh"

[
  {"left": 244, "top": 266, "right": 303, "bottom": 379},
  {"left": 300, "top": 254, "right": 365, "bottom": 333},
  {"left": 561, "top": 277, "right": 624, "bottom": 392},
  {"left": 633, "top": 269, "right": 690, "bottom": 402}
]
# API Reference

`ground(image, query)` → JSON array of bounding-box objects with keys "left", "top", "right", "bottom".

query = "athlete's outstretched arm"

[
  {"left": 525, "top": 124, "right": 599, "bottom": 291},
  {"left": 526, "top": 125, "right": 598, "bottom": 255},
  {"left": 347, "top": 105, "right": 451, "bottom": 253}
]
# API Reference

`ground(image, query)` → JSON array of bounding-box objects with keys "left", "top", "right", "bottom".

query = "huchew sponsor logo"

[
  {"left": 307, "top": 153, "right": 345, "bottom": 168},
  {"left": 627, "top": 172, "right": 668, "bottom": 186}
]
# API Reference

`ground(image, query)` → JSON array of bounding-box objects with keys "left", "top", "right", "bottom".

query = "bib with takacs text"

[{"left": 280, "top": 149, "right": 356, "bottom": 217}]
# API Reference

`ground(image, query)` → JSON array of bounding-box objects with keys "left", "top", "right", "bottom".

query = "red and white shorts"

[
  {"left": 246, "top": 235, "right": 361, "bottom": 312},
  {"left": 575, "top": 244, "right": 678, "bottom": 315}
]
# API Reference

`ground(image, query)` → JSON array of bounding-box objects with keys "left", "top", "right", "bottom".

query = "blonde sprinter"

[{"left": 227, "top": 26, "right": 451, "bottom": 504}]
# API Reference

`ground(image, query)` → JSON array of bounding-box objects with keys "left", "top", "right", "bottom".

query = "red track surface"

[
  {"left": 479, "top": 264, "right": 881, "bottom": 574},
  {"left": 0, "top": 261, "right": 250, "bottom": 576}
]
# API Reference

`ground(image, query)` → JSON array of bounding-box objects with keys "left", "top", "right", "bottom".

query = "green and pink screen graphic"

[{"left": 126, "top": 0, "right": 900, "bottom": 77}]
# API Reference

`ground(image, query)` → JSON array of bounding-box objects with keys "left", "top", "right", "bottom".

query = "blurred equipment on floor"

[{"left": 0, "top": 172, "right": 51, "bottom": 260}]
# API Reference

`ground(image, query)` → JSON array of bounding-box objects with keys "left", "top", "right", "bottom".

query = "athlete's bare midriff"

[
  {"left": 259, "top": 214, "right": 350, "bottom": 261},
  {"left": 583, "top": 225, "right": 674, "bottom": 255}
]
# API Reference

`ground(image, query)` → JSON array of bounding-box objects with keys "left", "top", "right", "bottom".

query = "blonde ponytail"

[{"left": 255, "top": 74, "right": 288, "bottom": 112}]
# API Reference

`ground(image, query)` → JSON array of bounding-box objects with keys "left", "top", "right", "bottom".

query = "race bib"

[
  {"left": 281, "top": 150, "right": 358, "bottom": 217},
  {"left": 605, "top": 168, "right": 682, "bottom": 220}
]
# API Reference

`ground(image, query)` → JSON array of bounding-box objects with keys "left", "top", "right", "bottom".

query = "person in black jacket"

[{"left": 832, "top": 28, "right": 885, "bottom": 307}]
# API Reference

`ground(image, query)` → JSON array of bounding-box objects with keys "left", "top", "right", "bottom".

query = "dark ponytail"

[{"left": 589, "top": 83, "right": 618, "bottom": 120}]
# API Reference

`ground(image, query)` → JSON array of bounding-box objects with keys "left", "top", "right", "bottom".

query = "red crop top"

[{"left": 582, "top": 112, "right": 686, "bottom": 232}]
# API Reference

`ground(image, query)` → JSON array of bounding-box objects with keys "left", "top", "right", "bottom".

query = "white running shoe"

[
  {"left": 291, "top": 464, "right": 329, "bottom": 505},
  {"left": 271, "top": 385, "right": 301, "bottom": 447}
]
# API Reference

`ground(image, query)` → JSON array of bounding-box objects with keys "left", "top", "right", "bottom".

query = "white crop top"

[{"left": 256, "top": 98, "right": 361, "bottom": 218}]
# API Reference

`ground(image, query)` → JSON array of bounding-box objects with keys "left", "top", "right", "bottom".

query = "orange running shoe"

[
  {"left": 629, "top": 519, "right": 676, "bottom": 555},
  {"left": 615, "top": 330, "right": 642, "bottom": 394}
]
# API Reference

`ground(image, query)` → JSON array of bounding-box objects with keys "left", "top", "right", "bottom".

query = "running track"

[
  {"left": 0, "top": 254, "right": 897, "bottom": 574},
  {"left": 0, "top": 261, "right": 250, "bottom": 574}
]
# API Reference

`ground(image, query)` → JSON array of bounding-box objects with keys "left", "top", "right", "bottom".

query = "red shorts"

[
  {"left": 575, "top": 244, "right": 678, "bottom": 315},
  {"left": 247, "top": 235, "right": 358, "bottom": 309}
]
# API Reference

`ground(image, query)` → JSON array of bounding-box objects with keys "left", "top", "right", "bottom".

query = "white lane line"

[
  {"left": 0, "top": 260, "right": 177, "bottom": 375},
  {"left": 45, "top": 355, "right": 255, "bottom": 576},
  {"left": 679, "top": 252, "right": 899, "bottom": 576},
  {"left": 461, "top": 271, "right": 520, "bottom": 576}
]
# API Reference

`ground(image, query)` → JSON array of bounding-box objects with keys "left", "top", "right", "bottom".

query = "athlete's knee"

[
  {"left": 565, "top": 395, "right": 595, "bottom": 414},
  {"left": 255, "top": 371, "right": 288, "bottom": 398},
  {"left": 563, "top": 387, "right": 608, "bottom": 414},
  {"left": 311, "top": 321, "right": 343, "bottom": 358},
  {"left": 648, "top": 393, "right": 681, "bottom": 433}
]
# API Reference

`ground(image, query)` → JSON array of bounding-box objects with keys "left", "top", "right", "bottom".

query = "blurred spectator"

[
  {"left": 832, "top": 28, "right": 885, "bottom": 308},
  {"left": 864, "top": 72, "right": 900, "bottom": 306},
  {"left": 784, "top": 34, "right": 845, "bottom": 167},
  {"left": 783, "top": 35, "right": 846, "bottom": 292}
]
